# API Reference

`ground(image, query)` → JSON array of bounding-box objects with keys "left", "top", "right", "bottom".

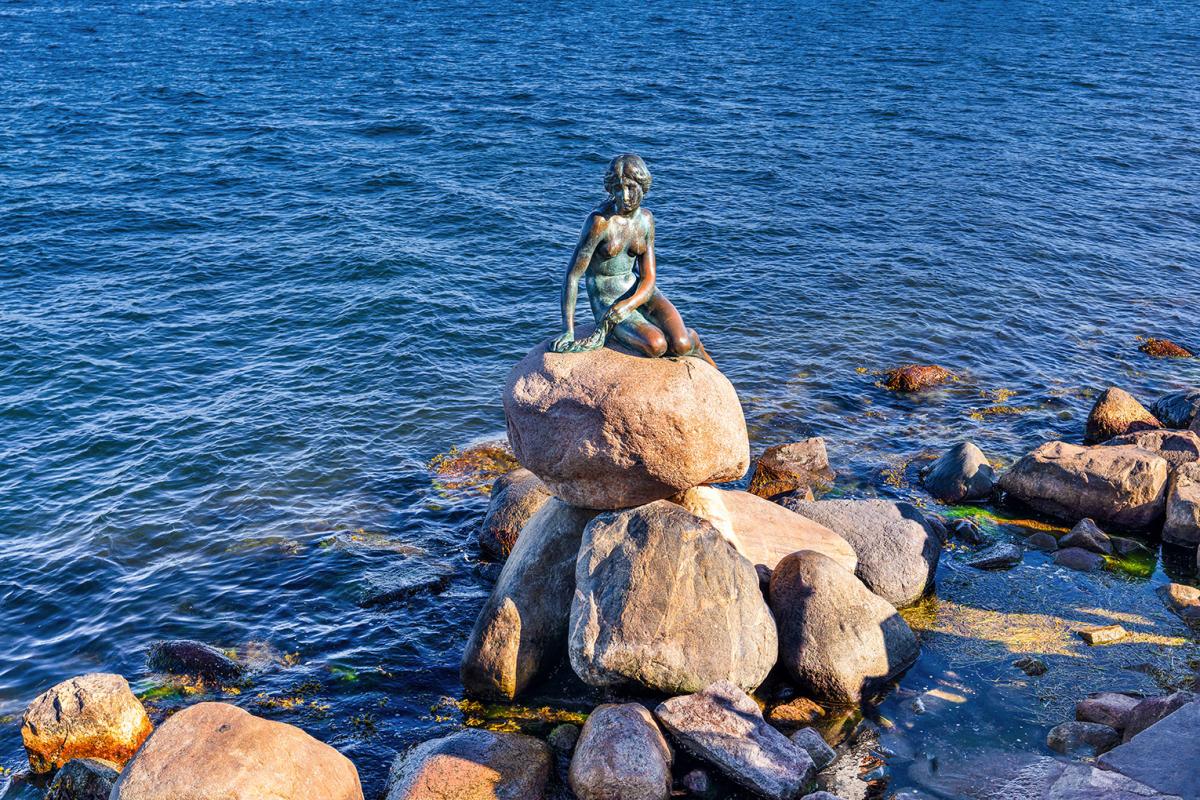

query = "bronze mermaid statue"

[{"left": 550, "top": 154, "right": 716, "bottom": 367}]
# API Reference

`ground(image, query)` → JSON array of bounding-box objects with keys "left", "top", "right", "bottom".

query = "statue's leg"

[
  {"left": 644, "top": 293, "right": 716, "bottom": 367},
  {"left": 611, "top": 317, "right": 668, "bottom": 358}
]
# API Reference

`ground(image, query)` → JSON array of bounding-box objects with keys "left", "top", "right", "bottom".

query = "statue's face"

[{"left": 611, "top": 170, "right": 644, "bottom": 214}]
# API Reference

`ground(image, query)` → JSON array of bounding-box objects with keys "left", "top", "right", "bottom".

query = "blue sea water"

[{"left": 1, "top": 0, "right": 1199, "bottom": 796}]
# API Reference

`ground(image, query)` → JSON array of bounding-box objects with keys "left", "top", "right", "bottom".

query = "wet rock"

[
  {"left": 568, "top": 703, "right": 672, "bottom": 800},
  {"left": 883, "top": 364, "right": 953, "bottom": 392},
  {"left": 1013, "top": 656, "right": 1048, "bottom": 676},
  {"left": 680, "top": 769, "right": 712, "bottom": 797},
  {"left": 570, "top": 501, "right": 776, "bottom": 694},
  {"left": 655, "top": 680, "right": 814, "bottom": 800},
  {"left": 779, "top": 498, "right": 939, "bottom": 608},
  {"left": 1031, "top": 761, "right": 1176, "bottom": 800},
  {"left": 1085, "top": 387, "right": 1162, "bottom": 444},
  {"left": 965, "top": 543, "right": 1022, "bottom": 570},
  {"left": 673, "top": 486, "right": 857, "bottom": 573},
  {"left": 1077, "top": 692, "right": 1141, "bottom": 730},
  {"left": 997, "top": 442, "right": 1169, "bottom": 529},
  {"left": 504, "top": 338, "right": 749, "bottom": 509},
  {"left": 1054, "top": 547, "right": 1106, "bottom": 572},
  {"left": 1047, "top": 721, "right": 1120, "bottom": 756},
  {"left": 749, "top": 438, "right": 836, "bottom": 499},
  {"left": 1139, "top": 337, "right": 1194, "bottom": 359},
  {"left": 1027, "top": 532, "right": 1059, "bottom": 551},
  {"left": 146, "top": 640, "right": 244, "bottom": 682},
  {"left": 1121, "top": 692, "right": 1195, "bottom": 742},
  {"left": 1152, "top": 390, "right": 1200, "bottom": 430},
  {"left": 769, "top": 550, "right": 919, "bottom": 705},
  {"left": 44, "top": 758, "right": 119, "bottom": 800},
  {"left": 1157, "top": 583, "right": 1200, "bottom": 626},
  {"left": 922, "top": 442, "right": 996, "bottom": 503},
  {"left": 1164, "top": 462, "right": 1200, "bottom": 546},
  {"left": 359, "top": 562, "right": 453, "bottom": 608},
  {"left": 480, "top": 468, "right": 551, "bottom": 559},
  {"left": 789, "top": 727, "right": 836, "bottom": 772},
  {"left": 801, "top": 794, "right": 846, "bottom": 800},
  {"left": 386, "top": 728, "right": 550, "bottom": 800},
  {"left": 22, "top": 673, "right": 153, "bottom": 774},
  {"left": 1078, "top": 625, "right": 1127, "bottom": 645},
  {"left": 1110, "top": 535, "right": 1149, "bottom": 557},
  {"left": 461, "top": 499, "right": 598, "bottom": 700},
  {"left": 766, "top": 696, "right": 826, "bottom": 732},
  {"left": 925, "top": 514, "right": 949, "bottom": 542},
  {"left": 547, "top": 723, "right": 580, "bottom": 753},
  {"left": 1104, "top": 430, "right": 1200, "bottom": 472},
  {"left": 1098, "top": 699, "right": 1200, "bottom": 798},
  {"left": 112, "top": 702, "right": 362, "bottom": 800},
  {"left": 1060, "top": 518, "right": 1113, "bottom": 554},
  {"left": 950, "top": 517, "right": 990, "bottom": 545}
]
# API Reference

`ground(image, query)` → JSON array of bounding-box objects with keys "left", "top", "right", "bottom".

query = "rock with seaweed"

[
  {"left": 146, "top": 640, "right": 245, "bottom": 683},
  {"left": 44, "top": 758, "right": 119, "bottom": 800},
  {"left": 882, "top": 364, "right": 953, "bottom": 392},
  {"left": 748, "top": 438, "right": 836, "bottom": 499},
  {"left": 921, "top": 442, "right": 995, "bottom": 503},
  {"left": 1138, "top": 337, "right": 1195, "bottom": 359}
]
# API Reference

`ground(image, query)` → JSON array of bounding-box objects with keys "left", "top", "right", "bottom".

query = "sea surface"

[{"left": 2, "top": 1, "right": 1199, "bottom": 797}]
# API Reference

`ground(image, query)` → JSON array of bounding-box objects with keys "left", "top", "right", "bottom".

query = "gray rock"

[
  {"left": 1121, "top": 692, "right": 1195, "bottom": 742},
  {"left": 480, "top": 468, "right": 551, "bottom": 559},
  {"left": 655, "top": 681, "right": 814, "bottom": 800},
  {"left": 568, "top": 704, "right": 672, "bottom": 800},
  {"left": 950, "top": 517, "right": 989, "bottom": 545},
  {"left": 779, "top": 498, "right": 939, "bottom": 608},
  {"left": 1164, "top": 463, "right": 1200, "bottom": 546},
  {"left": 44, "top": 758, "right": 119, "bottom": 800},
  {"left": 789, "top": 727, "right": 836, "bottom": 772},
  {"left": 461, "top": 499, "right": 598, "bottom": 700},
  {"left": 801, "top": 794, "right": 847, "bottom": 800},
  {"left": 922, "top": 442, "right": 996, "bottom": 503},
  {"left": 1060, "top": 518, "right": 1113, "bottom": 554},
  {"left": 681, "top": 769, "right": 712, "bottom": 797},
  {"left": 1152, "top": 390, "right": 1200, "bottom": 429},
  {"left": 1098, "top": 700, "right": 1200, "bottom": 799},
  {"left": 1105, "top": 430, "right": 1200, "bottom": 472},
  {"left": 359, "top": 562, "right": 453, "bottom": 608},
  {"left": 749, "top": 438, "right": 836, "bottom": 499},
  {"left": 1034, "top": 762, "right": 1179, "bottom": 800},
  {"left": 1111, "top": 535, "right": 1149, "bottom": 556},
  {"left": 965, "top": 543, "right": 1022, "bottom": 570},
  {"left": 1047, "top": 720, "right": 1120, "bottom": 756},
  {"left": 570, "top": 501, "right": 776, "bottom": 695},
  {"left": 547, "top": 723, "right": 580, "bottom": 753},
  {"left": 769, "top": 550, "right": 919, "bottom": 705},
  {"left": 386, "top": 728, "right": 550, "bottom": 800},
  {"left": 1054, "top": 547, "right": 1106, "bottom": 572},
  {"left": 146, "top": 640, "right": 244, "bottom": 682},
  {"left": 1077, "top": 693, "right": 1142, "bottom": 730},
  {"left": 1027, "top": 532, "right": 1059, "bottom": 551}
]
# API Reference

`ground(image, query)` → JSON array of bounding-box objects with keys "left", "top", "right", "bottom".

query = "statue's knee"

[
  {"left": 646, "top": 331, "right": 668, "bottom": 357},
  {"left": 669, "top": 331, "right": 696, "bottom": 355}
]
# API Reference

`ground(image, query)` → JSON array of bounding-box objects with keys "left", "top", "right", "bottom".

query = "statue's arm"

[
  {"left": 556, "top": 214, "right": 604, "bottom": 340},
  {"left": 606, "top": 211, "right": 656, "bottom": 321}
]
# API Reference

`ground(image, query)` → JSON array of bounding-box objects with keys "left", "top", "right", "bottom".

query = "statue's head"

[{"left": 604, "top": 154, "right": 652, "bottom": 214}]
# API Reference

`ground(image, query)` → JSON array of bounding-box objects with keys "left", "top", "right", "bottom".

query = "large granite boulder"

[
  {"left": 1164, "top": 462, "right": 1200, "bottom": 546},
  {"left": 479, "top": 468, "right": 551, "bottom": 559},
  {"left": 748, "top": 438, "right": 836, "bottom": 499},
  {"left": 671, "top": 486, "right": 857, "bottom": 573},
  {"left": 922, "top": 442, "right": 996, "bottom": 503},
  {"left": 655, "top": 681, "right": 815, "bottom": 800},
  {"left": 387, "top": 728, "right": 551, "bottom": 800},
  {"left": 1153, "top": 390, "right": 1200, "bottom": 430},
  {"left": 997, "top": 442, "right": 1169, "bottom": 529},
  {"left": 44, "top": 758, "right": 119, "bottom": 800},
  {"left": 1104, "top": 430, "right": 1200, "bottom": 472},
  {"left": 769, "top": 551, "right": 919, "bottom": 705},
  {"left": 461, "top": 499, "right": 598, "bottom": 700},
  {"left": 1085, "top": 388, "right": 1162, "bottom": 444},
  {"left": 22, "top": 673, "right": 152, "bottom": 774},
  {"left": 779, "top": 498, "right": 939, "bottom": 608},
  {"left": 568, "top": 704, "right": 672, "bottom": 800},
  {"left": 569, "top": 501, "right": 777, "bottom": 695},
  {"left": 1098, "top": 700, "right": 1200, "bottom": 799},
  {"left": 111, "top": 702, "right": 362, "bottom": 800},
  {"left": 503, "top": 340, "right": 749, "bottom": 509}
]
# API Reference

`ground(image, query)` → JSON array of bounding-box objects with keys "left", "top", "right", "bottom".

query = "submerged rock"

[
  {"left": 882, "top": 364, "right": 952, "bottom": 392},
  {"left": 1139, "top": 337, "right": 1194, "bottom": 359},
  {"left": 359, "top": 562, "right": 453, "bottom": 608},
  {"left": 655, "top": 681, "right": 815, "bottom": 800},
  {"left": 780, "top": 498, "right": 939, "bottom": 608},
  {"left": 1013, "top": 656, "right": 1048, "bottom": 676},
  {"left": 997, "top": 441, "right": 1169, "bottom": 529},
  {"left": 1098, "top": 699, "right": 1200, "bottom": 799},
  {"left": 1047, "top": 720, "right": 1119, "bottom": 756},
  {"left": 922, "top": 442, "right": 996, "bottom": 503},
  {"left": 1104, "top": 430, "right": 1200, "bottom": 472},
  {"left": 766, "top": 696, "right": 826, "bottom": 732},
  {"left": 386, "top": 728, "right": 550, "bottom": 800},
  {"left": 748, "top": 438, "right": 836, "bottom": 499},
  {"left": 1060, "top": 518, "right": 1113, "bottom": 554},
  {"left": 22, "top": 673, "right": 152, "bottom": 774},
  {"left": 950, "top": 516, "right": 989, "bottom": 545},
  {"left": 503, "top": 339, "right": 749, "bottom": 509},
  {"left": 1152, "top": 390, "right": 1200, "bottom": 430},
  {"left": 461, "top": 499, "right": 597, "bottom": 700},
  {"left": 44, "top": 758, "right": 119, "bottom": 800},
  {"left": 1055, "top": 547, "right": 1106, "bottom": 572},
  {"left": 479, "top": 468, "right": 551, "bottom": 559},
  {"left": 112, "top": 702, "right": 362, "bottom": 800},
  {"left": 146, "top": 640, "right": 244, "bottom": 682},
  {"left": 1164, "top": 463, "right": 1200, "bottom": 546},
  {"left": 569, "top": 501, "right": 776, "bottom": 694},
  {"left": 568, "top": 703, "right": 672, "bottom": 800},
  {"left": 965, "top": 543, "right": 1022, "bottom": 570},
  {"left": 769, "top": 550, "right": 919, "bottom": 705},
  {"left": 1027, "top": 532, "right": 1059, "bottom": 551}
]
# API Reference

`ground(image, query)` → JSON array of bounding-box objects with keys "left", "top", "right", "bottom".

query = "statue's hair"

[{"left": 604, "top": 154, "right": 652, "bottom": 196}]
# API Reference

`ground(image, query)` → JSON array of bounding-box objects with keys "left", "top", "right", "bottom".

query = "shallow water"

[{"left": 2, "top": 0, "right": 1199, "bottom": 797}]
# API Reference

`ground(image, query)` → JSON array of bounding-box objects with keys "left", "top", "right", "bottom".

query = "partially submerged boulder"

[
  {"left": 1060, "top": 518, "right": 1113, "bottom": 555},
  {"left": 1139, "top": 337, "right": 1194, "bottom": 359},
  {"left": 386, "top": 728, "right": 551, "bottom": 800},
  {"left": 1152, "top": 390, "right": 1200, "bottom": 430},
  {"left": 1046, "top": 720, "right": 1119, "bottom": 757},
  {"left": 965, "top": 543, "right": 1022, "bottom": 570},
  {"left": 769, "top": 550, "right": 919, "bottom": 705},
  {"left": 1104, "top": 430, "right": 1200, "bottom": 472},
  {"left": 1085, "top": 387, "right": 1162, "bottom": 444},
  {"left": 882, "top": 365, "right": 952, "bottom": 392},
  {"left": 922, "top": 442, "right": 996, "bottom": 503},
  {"left": 1163, "top": 462, "right": 1200, "bottom": 546},
  {"left": 749, "top": 438, "right": 836, "bottom": 499},
  {"left": 479, "top": 468, "right": 551, "bottom": 559},
  {"left": 45, "top": 758, "right": 119, "bottom": 800},
  {"left": 146, "top": 640, "right": 244, "bottom": 682},
  {"left": 1054, "top": 547, "right": 1106, "bottom": 573},
  {"left": 569, "top": 501, "right": 776, "bottom": 694},
  {"left": 461, "top": 499, "right": 597, "bottom": 700},
  {"left": 997, "top": 442, "right": 1169, "bottom": 529},
  {"left": 779, "top": 498, "right": 939, "bottom": 608},
  {"left": 655, "top": 681, "right": 815, "bottom": 800},
  {"left": 111, "top": 702, "right": 362, "bottom": 800},
  {"left": 1076, "top": 692, "right": 1141, "bottom": 731},
  {"left": 22, "top": 673, "right": 152, "bottom": 774},
  {"left": 568, "top": 704, "right": 672, "bottom": 800},
  {"left": 504, "top": 339, "right": 749, "bottom": 509}
]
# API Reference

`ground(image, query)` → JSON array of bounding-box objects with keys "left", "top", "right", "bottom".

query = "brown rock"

[
  {"left": 1139, "top": 337, "right": 1194, "bottom": 358},
  {"left": 748, "top": 438, "right": 836, "bottom": 499},
  {"left": 1085, "top": 387, "right": 1162, "bottom": 444},
  {"left": 503, "top": 339, "right": 749, "bottom": 510},
  {"left": 1164, "top": 462, "right": 1200, "bottom": 546},
  {"left": 1121, "top": 692, "right": 1195, "bottom": 742},
  {"left": 997, "top": 441, "right": 1169, "bottom": 529},
  {"left": 22, "top": 673, "right": 152, "bottom": 774},
  {"left": 1104, "top": 429, "right": 1200, "bottom": 471},
  {"left": 1157, "top": 582, "right": 1200, "bottom": 626},
  {"left": 882, "top": 364, "right": 953, "bottom": 392},
  {"left": 568, "top": 704, "right": 672, "bottom": 800},
  {"left": 1078, "top": 625, "right": 1127, "bottom": 645},
  {"left": 1076, "top": 692, "right": 1141, "bottom": 730},
  {"left": 479, "top": 468, "right": 551, "bottom": 559},
  {"left": 1054, "top": 547, "right": 1106, "bottom": 572},
  {"left": 386, "top": 728, "right": 551, "bottom": 800},
  {"left": 671, "top": 486, "right": 857, "bottom": 573},
  {"left": 111, "top": 702, "right": 362, "bottom": 800},
  {"left": 766, "top": 697, "right": 826, "bottom": 732},
  {"left": 1047, "top": 721, "right": 1119, "bottom": 757}
]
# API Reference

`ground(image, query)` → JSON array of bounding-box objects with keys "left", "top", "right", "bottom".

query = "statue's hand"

[
  {"left": 567, "top": 329, "right": 607, "bottom": 352},
  {"left": 550, "top": 331, "right": 575, "bottom": 353}
]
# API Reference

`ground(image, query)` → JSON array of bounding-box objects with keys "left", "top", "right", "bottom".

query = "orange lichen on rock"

[
  {"left": 1138, "top": 337, "right": 1194, "bottom": 359},
  {"left": 428, "top": 440, "right": 520, "bottom": 495},
  {"left": 22, "top": 674, "right": 153, "bottom": 774},
  {"left": 882, "top": 364, "right": 953, "bottom": 392}
]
